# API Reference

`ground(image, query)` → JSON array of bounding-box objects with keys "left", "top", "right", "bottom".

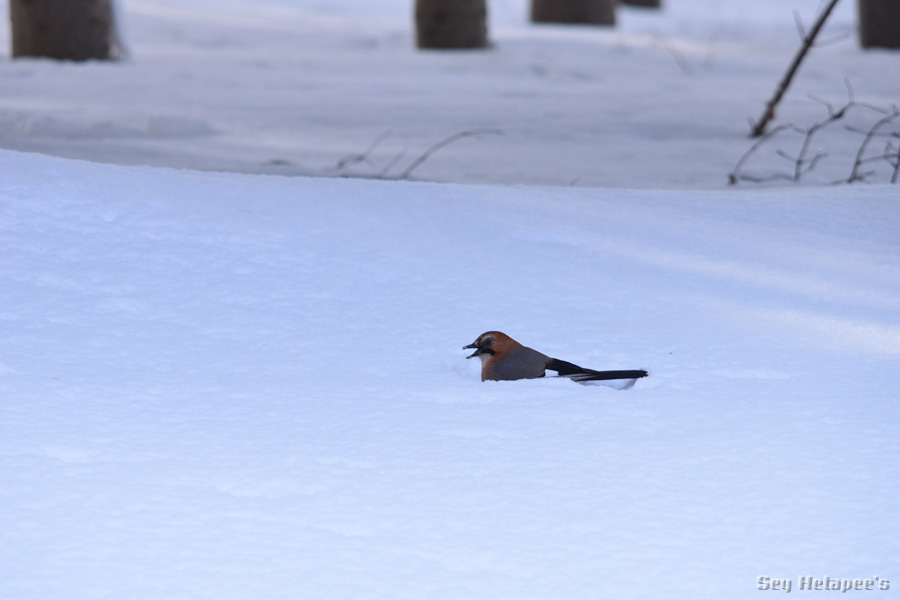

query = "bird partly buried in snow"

[{"left": 464, "top": 331, "right": 648, "bottom": 385}]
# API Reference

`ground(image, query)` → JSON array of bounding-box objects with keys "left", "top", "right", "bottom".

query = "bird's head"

[{"left": 463, "top": 331, "right": 517, "bottom": 363}]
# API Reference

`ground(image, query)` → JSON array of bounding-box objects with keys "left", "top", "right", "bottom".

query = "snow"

[
  {"left": 1, "top": 0, "right": 898, "bottom": 187},
  {"left": 1, "top": 1, "right": 899, "bottom": 599}
]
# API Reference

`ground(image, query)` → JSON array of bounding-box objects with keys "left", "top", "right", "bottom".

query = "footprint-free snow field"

[{"left": 2, "top": 151, "right": 898, "bottom": 599}]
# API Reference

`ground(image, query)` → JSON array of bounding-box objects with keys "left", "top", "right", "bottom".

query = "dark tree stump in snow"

[
  {"left": 621, "top": 0, "right": 661, "bottom": 8},
  {"left": 857, "top": 0, "right": 900, "bottom": 49},
  {"left": 531, "top": 0, "right": 616, "bottom": 26},
  {"left": 11, "top": 0, "right": 119, "bottom": 61},
  {"left": 415, "top": 0, "right": 488, "bottom": 49}
]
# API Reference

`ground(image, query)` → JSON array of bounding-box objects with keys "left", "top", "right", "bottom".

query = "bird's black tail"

[{"left": 547, "top": 358, "right": 648, "bottom": 383}]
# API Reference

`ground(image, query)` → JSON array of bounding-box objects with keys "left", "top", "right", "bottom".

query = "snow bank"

[
  {"left": 1, "top": 150, "right": 898, "bottom": 599},
  {"left": 0, "top": 0, "right": 896, "bottom": 188}
]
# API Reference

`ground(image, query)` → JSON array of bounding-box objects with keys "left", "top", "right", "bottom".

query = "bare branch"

[
  {"left": 703, "top": 29, "right": 722, "bottom": 69},
  {"left": 846, "top": 125, "right": 898, "bottom": 136},
  {"left": 332, "top": 131, "right": 391, "bottom": 171},
  {"left": 807, "top": 93, "right": 836, "bottom": 117},
  {"left": 814, "top": 32, "right": 851, "bottom": 47},
  {"left": 844, "top": 78, "right": 854, "bottom": 99},
  {"left": 653, "top": 32, "right": 693, "bottom": 76},
  {"left": 732, "top": 172, "right": 795, "bottom": 184},
  {"left": 776, "top": 148, "right": 798, "bottom": 164},
  {"left": 733, "top": 85, "right": 900, "bottom": 186},
  {"left": 378, "top": 148, "right": 408, "bottom": 178},
  {"left": 885, "top": 138, "right": 900, "bottom": 184},
  {"left": 395, "top": 128, "right": 502, "bottom": 180},
  {"left": 792, "top": 99, "right": 852, "bottom": 181},
  {"left": 793, "top": 10, "right": 807, "bottom": 40},
  {"left": 847, "top": 107, "right": 900, "bottom": 183},
  {"left": 806, "top": 151, "right": 829, "bottom": 173},
  {"left": 749, "top": 0, "right": 842, "bottom": 137},
  {"left": 729, "top": 123, "right": 792, "bottom": 185}
]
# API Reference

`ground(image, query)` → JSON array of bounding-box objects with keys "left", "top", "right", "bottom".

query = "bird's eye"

[{"left": 482, "top": 337, "right": 493, "bottom": 346}]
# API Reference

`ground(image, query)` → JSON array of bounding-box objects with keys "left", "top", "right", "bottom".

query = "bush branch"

[
  {"left": 395, "top": 128, "right": 502, "bottom": 180},
  {"left": 846, "top": 106, "right": 900, "bottom": 183},
  {"left": 749, "top": 0, "right": 842, "bottom": 138}
]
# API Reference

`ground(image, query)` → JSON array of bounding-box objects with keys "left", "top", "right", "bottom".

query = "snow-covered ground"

[
  {"left": 0, "top": 0, "right": 897, "bottom": 187},
  {"left": 3, "top": 151, "right": 899, "bottom": 599},
  {"left": 2, "top": 1, "right": 899, "bottom": 599}
]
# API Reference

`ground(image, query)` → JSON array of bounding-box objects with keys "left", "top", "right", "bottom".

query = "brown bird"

[{"left": 463, "top": 331, "right": 648, "bottom": 385}]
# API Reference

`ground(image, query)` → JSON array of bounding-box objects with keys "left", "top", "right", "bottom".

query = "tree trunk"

[
  {"left": 10, "top": 0, "right": 119, "bottom": 61},
  {"left": 531, "top": 0, "right": 616, "bottom": 26},
  {"left": 621, "top": 0, "right": 661, "bottom": 8},
  {"left": 858, "top": 0, "right": 900, "bottom": 49},
  {"left": 415, "top": 0, "right": 488, "bottom": 49}
]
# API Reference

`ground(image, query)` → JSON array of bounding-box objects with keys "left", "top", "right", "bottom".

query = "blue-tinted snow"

[
  {"left": 1, "top": 0, "right": 899, "bottom": 597},
  {"left": 1, "top": 151, "right": 898, "bottom": 599}
]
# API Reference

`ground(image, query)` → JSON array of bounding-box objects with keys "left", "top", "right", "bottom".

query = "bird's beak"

[{"left": 463, "top": 341, "right": 493, "bottom": 359}]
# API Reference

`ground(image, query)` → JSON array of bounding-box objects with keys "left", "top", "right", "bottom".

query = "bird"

[{"left": 463, "top": 331, "right": 648, "bottom": 386}]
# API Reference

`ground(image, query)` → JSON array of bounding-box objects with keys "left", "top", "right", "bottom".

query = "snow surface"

[
  {"left": 2, "top": 150, "right": 899, "bottom": 600},
  {"left": 2, "top": 1, "right": 900, "bottom": 599},
  {"left": 0, "top": 0, "right": 898, "bottom": 187}
]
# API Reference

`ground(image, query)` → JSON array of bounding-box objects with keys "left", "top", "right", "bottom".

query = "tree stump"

[
  {"left": 11, "top": 0, "right": 119, "bottom": 61},
  {"left": 531, "top": 0, "right": 616, "bottom": 26},
  {"left": 858, "top": 0, "right": 900, "bottom": 49},
  {"left": 415, "top": 0, "right": 488, "bottom": 49}
]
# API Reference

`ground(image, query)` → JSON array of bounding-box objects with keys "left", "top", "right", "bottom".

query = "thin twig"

[
  {"left": 846, "top": 125, "right": 895, "bottom": 135},
  {"left": 733, "top": 84, "right": 900, "bottom": 185},
  {"left": 729, "top": 124, "right": 792, "bottom": 185},
  {"left": 847, "top": 107, "right": 900, "bottom": 183},
  {"left": 703, "top": 29, "right": 722, "bottom": 69},
  {"left": 788, "top": 88, "right": 854, "bottom": 181},
  {"left": 733, "top": 172, "right": 795, "bottom": 184},
  {"left": 395, "top": 129, "right": 502, "bottom": 180},
  {"left": 378, "top": 148, "right": 408, "bottom": 178},
  {"left": 807, "top": 94, "right": 836, "bottom": 116},
  {"left": 815, "top": 32, "right": 852, "bottom": 47},
  {"left": 886, "top": 135, "right": 900, "bottom": 184},
  {"left": 653, "top": 32, "right": 693, "bottom": 76},
  {"left": 793, "top": 10, "right": 807, "bottom": 40},
  {"left": 887, "top": 139, "right": 900, "bottom": 184},
  {"left": 749, "top": 0, "right": 842, "bottom": 137},
  {"left": 332, "top": 131, "right": 391, "bottom": 171}
]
